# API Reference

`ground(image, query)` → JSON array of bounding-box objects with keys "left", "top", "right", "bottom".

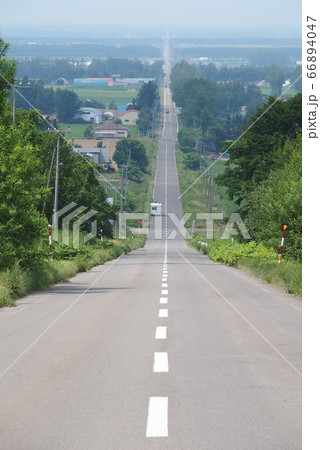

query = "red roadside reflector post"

[{"left": 278, "top": 225, "right": 287, "bottom": 264}]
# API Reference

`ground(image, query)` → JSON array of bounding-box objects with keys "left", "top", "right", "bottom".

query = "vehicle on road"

[{"left": 150, "top": 202, "right": 162, "bottom": 216}]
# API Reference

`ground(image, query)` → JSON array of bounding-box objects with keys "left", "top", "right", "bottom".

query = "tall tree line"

[{"left": 0, "top": 37, "right": 117, "bottom": 269}]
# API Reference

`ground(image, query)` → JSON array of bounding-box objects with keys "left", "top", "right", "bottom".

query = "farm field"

[
  {"left": 61, "top": 124, "right": 138, "bottom": 139},
  {"left": 260, "top": 87, "right": 298, "bottom": 98},
  {"left": 51, "top": 85, "right": 140, "bottom": 108}
]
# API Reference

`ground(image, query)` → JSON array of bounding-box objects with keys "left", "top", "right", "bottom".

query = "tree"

[
  {"left": 84, "top": 125, "right": 94, "bottom": 138},
  {"left": 35, "top": 130, "right": 117, "bottom": 237},
  {"left": 291, "top": 65, "right": 302, "bottom": 92},
  {"left": 172, "top": 77, "right": 216, "bottom": 128},
  {"left": 136, "top": 108, "right": 152, "bottom": 135},
  {"left": 0, "top": 121, "right": 48, "bottom": 268},
  {"left": 55, "top": 88, "right": 80, "bottom": 122},
  {"left": 216, "top": 92, "right": 302, "bottom": 204},
  {"left": 108, "top": 100, "right": 117, "bottom": 110},
  {"left": 178, "top": 127, "right": 196, "bottom": 153},
  {"left": 171, "top": 60, "right": 196, "bottom": 95},
  {"left": 0, "top": 37, "right": 16, "bottom": 118},
  {"left": 14, "top": 78, "right": 56, "bottom": 115},
  {"left": 135, "top": 80, "right": 159, "bottom": 110},
  {"left": 113, "top": 139, "right": 148, "bottom": 173},
  {"left": 245, "top": 135, "right": 301, "bottom": 260},
  {"left": 267, "top": 65, "right": 285, "bottom": 96},
  {"left": 183, "top": 153, "right": 201, "bottom": 171}
]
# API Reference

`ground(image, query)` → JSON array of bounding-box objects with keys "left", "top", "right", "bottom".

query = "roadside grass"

[
  {"left": 191, "top": 237, "right": 301, "bottom": 297},
  {"left": 0, "top": 234, "right": 146, "bottom": 307},
  {"left": 237, "top": 257, "right": 302, "bottom": 297}
]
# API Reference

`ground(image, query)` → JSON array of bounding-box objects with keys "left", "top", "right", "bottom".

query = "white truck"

[{"left": 150, "top": 202, "right": 162, "bottom": 216}]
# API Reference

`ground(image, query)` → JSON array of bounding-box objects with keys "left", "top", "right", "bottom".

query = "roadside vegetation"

[
  {"left": 0, "top": 37, "right": 153, "bottom": 307},
  {"left": 171, "top": 60, "right": 302, "bottom": 296},
  {"left": 0, "top": 234, "right": 146, "bottom": 307},
  {"left": 191, "top": 238, "right": 301, "bottom": 297},
  {"left": 175, "top": 147, "right": 238, "bottom": 228}
]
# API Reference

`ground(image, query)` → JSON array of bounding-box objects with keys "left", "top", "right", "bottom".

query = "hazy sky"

[{"left": 1, "top": 0, "right": 301, "bottom": 37}]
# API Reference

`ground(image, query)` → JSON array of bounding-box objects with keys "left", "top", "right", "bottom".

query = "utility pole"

[
  {"left": 120, "top": 165, "right": 124, "bottom": 213},
  {"left": 54, "top": 132, "right": 61, "bottom": 229},
  {"left": 207, "top": 172, "right": 215, "bottom": 214},
  {"left": 120, "top": 151, "right": 131, "bottom": 212},
  {"left": 48, "top": 127, "right": 71, "bottom": 230},
  {"left": 48, "top": 128, "right": 67, "bottom": 232}
]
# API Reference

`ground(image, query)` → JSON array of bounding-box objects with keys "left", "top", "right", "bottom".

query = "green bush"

[
  {"left": 0, "top": 284, "right": 15, "bottom": 307},
  {"left": 207, "top": 240, "right": 275, "bottom": 266},
  {"left": 0, "top": 262, "right": 30, "bottom": 298},
  {"left": 191, "top": 237, "right": 301, "bottom": 297}
]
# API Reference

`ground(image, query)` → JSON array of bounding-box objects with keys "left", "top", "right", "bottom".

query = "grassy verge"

[
  {"left": 191, "top": 237, "right": 302, "bottom": 297},
  {"left": 0, "top": 234, "right": 146, "bottom": 308}
]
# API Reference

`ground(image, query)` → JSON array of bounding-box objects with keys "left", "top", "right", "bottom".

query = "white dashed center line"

[
  {"left": 160, "top": 297, "right": 168, "bottom": 304},
  {"left": 159, "top": 309, "right": 168, "bottom": 318},
  {"left": 153, "top": 352, "right": 169, "bottom": 372},
  {"left": 146, "top": 397, "right": 168, "bottom": 437},
  {"left": 155, "top": 326, "right": 167, "bottom": 339},
  {"left": 161, "top": 289, "right": 168, "bottom": 295}
]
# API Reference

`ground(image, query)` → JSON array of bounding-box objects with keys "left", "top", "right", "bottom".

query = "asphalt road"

[{"left": 0, "top": 57, "right": 301, "bottom": 449}]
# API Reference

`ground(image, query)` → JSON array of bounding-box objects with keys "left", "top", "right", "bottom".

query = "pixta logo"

[
  {"left": 118, "top": 212, "right": 251, "bottom": 240},
  {"left": 53, "top": 202, "right": 98, "bottom": 247}
]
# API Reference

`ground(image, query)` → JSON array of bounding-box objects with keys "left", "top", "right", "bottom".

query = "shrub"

[{"left": 207, "top": 240, "right": 275, "bottom": 266}]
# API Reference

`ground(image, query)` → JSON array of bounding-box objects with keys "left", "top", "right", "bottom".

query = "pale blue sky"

[{"left": 1, "top": 0, "right": 301, "bottom": 37}]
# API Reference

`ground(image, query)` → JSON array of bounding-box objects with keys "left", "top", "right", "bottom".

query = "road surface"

[{"left": 0, "top": 50, "right": 301, "bottom": 449}]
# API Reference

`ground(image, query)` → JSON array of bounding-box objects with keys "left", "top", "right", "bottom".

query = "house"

[
  {"left": 94, "top": 126, "right": 130, "bottom": 139},
  {"left": 74, "top": 107, "right": 103, "bottom": 124},
  {"left": 75, "top": 147, "right": 110, "bottom": 169},
  {"left": 257, "top": 80, "right": 271, "bottom": 88},
  {"left": 119, "top": 110, "right": 140, "bottom": 125}
]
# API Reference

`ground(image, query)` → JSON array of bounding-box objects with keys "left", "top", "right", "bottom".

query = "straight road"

[{"left": 0, "top": 55, "right": 301, "bottom": 449}]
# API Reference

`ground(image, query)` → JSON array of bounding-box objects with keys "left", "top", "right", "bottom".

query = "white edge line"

[
  {"left": 0, "top": 253, "right": 125, "bottom": 380},
  {"left": 178, "top": 252, "right": 301, "bottom": 377}
]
